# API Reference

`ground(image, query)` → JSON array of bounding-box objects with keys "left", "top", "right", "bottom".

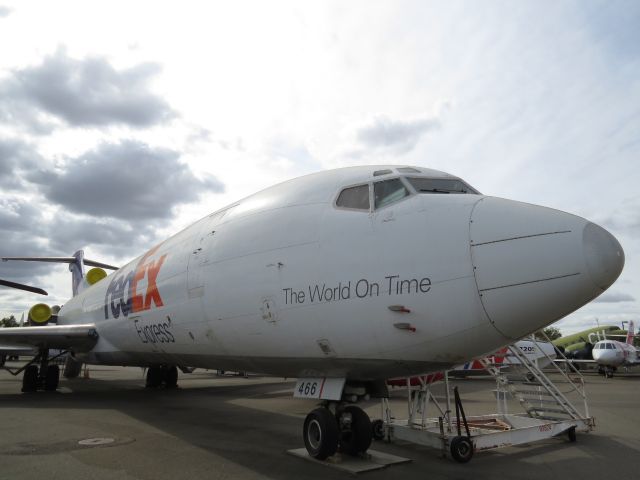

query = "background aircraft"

[
  {"left": 388, "top": 339, "right": 557, "bottom": 386},
  {"left": 0, "top": 165, "right": 625, "bottom": 460},
  {"left": 591, "top": 321, "right": 639, "bottom": 377}
]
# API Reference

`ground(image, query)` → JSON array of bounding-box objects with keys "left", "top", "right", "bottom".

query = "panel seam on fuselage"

[
  {"left": 471, "top": 230, "right": 572, "bottom": 247},
  {"left": 478, "top": 272, "right": 581, "bottom": 293}
]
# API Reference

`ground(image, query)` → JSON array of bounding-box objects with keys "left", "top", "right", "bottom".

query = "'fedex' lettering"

[{"left": 104, "top": 245, "right": 167, "bottom": 319}]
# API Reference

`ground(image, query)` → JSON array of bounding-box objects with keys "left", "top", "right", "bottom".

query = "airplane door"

[{"left": 187, "top": 219, "right": 217, "bottom": 299}]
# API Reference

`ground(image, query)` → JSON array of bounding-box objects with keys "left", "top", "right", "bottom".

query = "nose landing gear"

[{"left": 302, "top": 403, "right": 373, "bottom": 460}]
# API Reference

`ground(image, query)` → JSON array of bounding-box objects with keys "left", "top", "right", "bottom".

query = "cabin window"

[
  {"left": 374, "top": 178, "right": 410, "bottom": 209},
  {"left": 406, "top": 177, "right": 479, "bottom": 194},
  {"left": 336, "top": 184, "right": 370, "bottom": 210}
]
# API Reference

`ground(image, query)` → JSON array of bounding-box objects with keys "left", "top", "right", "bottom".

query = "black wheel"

[
  {"left": 44, "top": 365, "right": 60, "bottom": 391},
  {"left": 371, "top": 419, "right": 385, "bottom": 440},
  {"left": 146, "top": 367, "right": 162, "bottom": 388},
  {"left": 303, "top": 407, "right": 339, "bottom": 460},
  {"left": 0, "top": 354, "right": 6, "bottom": 367},
  {"left": 567, "top": 427, "right": 577, "bottom": 442},
  {"left": 22, "top": 365, "right": 39, "bottom": 393},
  {"left": 450, "top": 436, "right": 474, "bottom": 463},
  {"left": 63, "top": 356, "right": 83, "bottom": 378},
  {"left": 163, "top": 366, "right": 178, "bottom": 388},
  {"left": 337, "top": 405, "right": 373, "bottom": 456}
]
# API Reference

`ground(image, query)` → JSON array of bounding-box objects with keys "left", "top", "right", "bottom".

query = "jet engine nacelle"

[{"left": 28, "top": 303, "right": 51, "bottom": 325}]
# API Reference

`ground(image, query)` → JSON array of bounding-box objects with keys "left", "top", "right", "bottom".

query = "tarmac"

[{"left": 1, "top": 363, "right": 639, "bottom": 480}]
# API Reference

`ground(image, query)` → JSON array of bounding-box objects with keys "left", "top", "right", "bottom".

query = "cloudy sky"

[{"left": 0, "top": 0, "right": 638, "bottom": 334}]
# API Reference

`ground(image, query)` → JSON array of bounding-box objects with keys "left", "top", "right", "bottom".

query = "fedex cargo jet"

[{"left": 1, "top": 165, "right": 624, "bottom": 460}]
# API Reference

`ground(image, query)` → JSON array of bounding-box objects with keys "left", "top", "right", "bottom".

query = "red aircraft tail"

[{"left": 626, "top": 320, "right": 635, "bottom": 345}]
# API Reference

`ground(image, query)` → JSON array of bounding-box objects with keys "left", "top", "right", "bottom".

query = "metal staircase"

[{"left": 479, "top": 336, "right": 592, "bottom": 426}]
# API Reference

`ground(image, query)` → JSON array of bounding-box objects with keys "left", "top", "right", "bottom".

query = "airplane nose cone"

[
  {"left": 583, "top": 222, "right": 625, "bottom": 290},
  {"left": 470, "top": 197, "right": 624, "bottom": 340}
]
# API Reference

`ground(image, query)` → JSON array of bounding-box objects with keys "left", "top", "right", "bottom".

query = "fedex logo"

[{"left": 104, "top": 245, "right": 167, "bottom": 319}]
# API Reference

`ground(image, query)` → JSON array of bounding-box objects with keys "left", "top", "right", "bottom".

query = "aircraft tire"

[
  {"left": 146, "top": 367, "right": 163, "bottom": 388},
  {"left": 337, "top": 405, "right": 373, "bottom": 456},
  {"left": 63, "top": 356, "right": 83, "bottom": 378},
  {"left": 303, "top": 407, "right": 339, "bottom": 460},
  {"left": 45, "top": 365, "right": 60, "bottom": 391},
  {"left": 450, "top": 436, "right": 474, "bottom": 463},
  {"left": 567, "top": 427, "right": 577, "bottom": 442},
  {"left": 0, "top": 354, "right": 6, "bottom": 367},
  {"left": 22, "top": 365, "right": 39, "bottom": 393},
  {"left": 371, "top": 419, "right": 385, "bottom": 440},
  {"left": 163, "top": 366, "right": 178, "bottom": 388}
]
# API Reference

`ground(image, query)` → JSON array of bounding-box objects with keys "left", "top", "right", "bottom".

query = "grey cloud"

[
  {"left": 0, "top": 197, "right": 61, "bottom": 284},
  {"left": 0, "top": 137, "right": 43, "bottom": 188},
  {"left": 0, "top": 49, "right": 175, "bottom": 131},
  {"left": 0, "top": 197, "right": 43, "bottom": 232},
  {"left": 356, "top": 115, "right": 440, "bottom": 154},
  {"left": 0, "top": 6, "right": 11, "bottom": 18},
  {"left": 31, "top": 140, "right": 224, "bottom": 221},
  {"left": 593, "top": 292, "right": 635, "bottom": 303},
  {"left": 47, "top": 215, "right": 159, "bottom": 260},
  {"left": 0, "top": 196, "right": 160, "bottom": 287}
]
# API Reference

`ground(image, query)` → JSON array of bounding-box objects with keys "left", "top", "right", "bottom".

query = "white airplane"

[
  {"left": 0, "top": 165, "right": 625, "bottom": 460},
  {"left": 591, "top": 321, "right": 638, "bottom": 377}
]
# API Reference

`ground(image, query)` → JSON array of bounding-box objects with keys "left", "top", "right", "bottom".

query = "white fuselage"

[
  {"left": 592, "top": 340, "right": 638, "bottom": 368},
  {"left": 56, "top": 166, "right": 624, "bottom": 381}
]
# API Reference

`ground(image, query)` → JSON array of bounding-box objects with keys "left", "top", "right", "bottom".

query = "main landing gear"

[
  {"left": 21, "top": 348, "right": 62, "bottom": 393},
  {"left": 303, "top": 403, "right": 373, "bottom": 460},
  {"left": 598, "top": 366, "right": 617, "bottom": 378},
  {"left": 145, "top": 365, "right": 179, "bottom": 389}
]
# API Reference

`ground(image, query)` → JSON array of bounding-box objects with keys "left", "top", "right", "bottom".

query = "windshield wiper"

[{"left": 419, "top": 188, "right": 467, "bottom": 194}]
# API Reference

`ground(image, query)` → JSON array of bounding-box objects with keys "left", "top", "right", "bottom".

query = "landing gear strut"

[
  {"left": 601, "top": 366, "right": 616, "bottom": 378},
  {"left": 145, "top": 365, "right": 179, "bottom": 389},
  {"left": 21, "top": 348, "right": 62, "bottom": 393}
]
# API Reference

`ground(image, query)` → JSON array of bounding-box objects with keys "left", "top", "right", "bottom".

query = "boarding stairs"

[{"left": 479, "top": 336, "right": 592, "bottom": 426}]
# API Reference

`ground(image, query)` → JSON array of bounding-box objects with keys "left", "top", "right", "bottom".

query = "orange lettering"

[{"left": 144, "top": 254, "right": 167, "bottom": 310}]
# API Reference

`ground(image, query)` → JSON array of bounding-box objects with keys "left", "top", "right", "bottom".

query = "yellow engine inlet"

[
  {"left": 86, "top": 267, "right": 107, "bottom": 285},
  {"left": 29, "top": 303, "right": 52, "bottom": 324}
]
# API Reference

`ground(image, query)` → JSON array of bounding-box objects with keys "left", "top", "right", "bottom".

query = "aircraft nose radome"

[
  {"left": 583, "top": 222, "right": 625, "bottom": 291},
  {"left": 470, "top": 197, "right": 623, "bottom": 340}
]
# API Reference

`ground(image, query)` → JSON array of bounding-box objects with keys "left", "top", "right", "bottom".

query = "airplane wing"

[
  {"left": 0, "top": 324, "right": 98, "bottom": 351},
  {"left": 0, "top": 279, "right": 48, "bottom": 296}
]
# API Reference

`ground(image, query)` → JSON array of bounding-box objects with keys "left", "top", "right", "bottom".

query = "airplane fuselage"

[
  {"left": 56, "top": 166, "right": 625, "bottom": 381},
  {"left": 592, "top": 340, "right": 638, "bottom": 368}
]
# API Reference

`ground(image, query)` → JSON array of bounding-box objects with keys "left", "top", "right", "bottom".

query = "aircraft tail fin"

[
  {"left": 626, "top": 321, "right": 635, "bottom": 345},
  {"left": 1, "top": 251, "right": 118, "bottom": 296}
]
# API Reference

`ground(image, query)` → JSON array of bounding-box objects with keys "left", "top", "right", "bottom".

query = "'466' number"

[{"left": 298, "top": 381, "right": 318, "bottom": 397}]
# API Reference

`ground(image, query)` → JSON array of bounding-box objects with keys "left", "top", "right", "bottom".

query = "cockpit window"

[
  {"left": 607, "top": 343, "right": 615, "bottom": 350},
  {"left": 336, "top": 184, "right": 370, "bottom": 210},
  {"left": 397, "top": 167, "right": 421, "bottom": 174},
  {"left": 374, "top": 178, "right": 410, "bottom": 209},
  {"left": 406, "top": 177, "right": 479, "bottom": 194}
]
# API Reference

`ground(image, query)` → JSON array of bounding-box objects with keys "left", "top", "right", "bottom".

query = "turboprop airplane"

[
  {"left": 591, "top": 321, "right": 638, "bottom": 377},
  {"left": 0, "top": 165, "right": 625, "bottom": 460}
]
